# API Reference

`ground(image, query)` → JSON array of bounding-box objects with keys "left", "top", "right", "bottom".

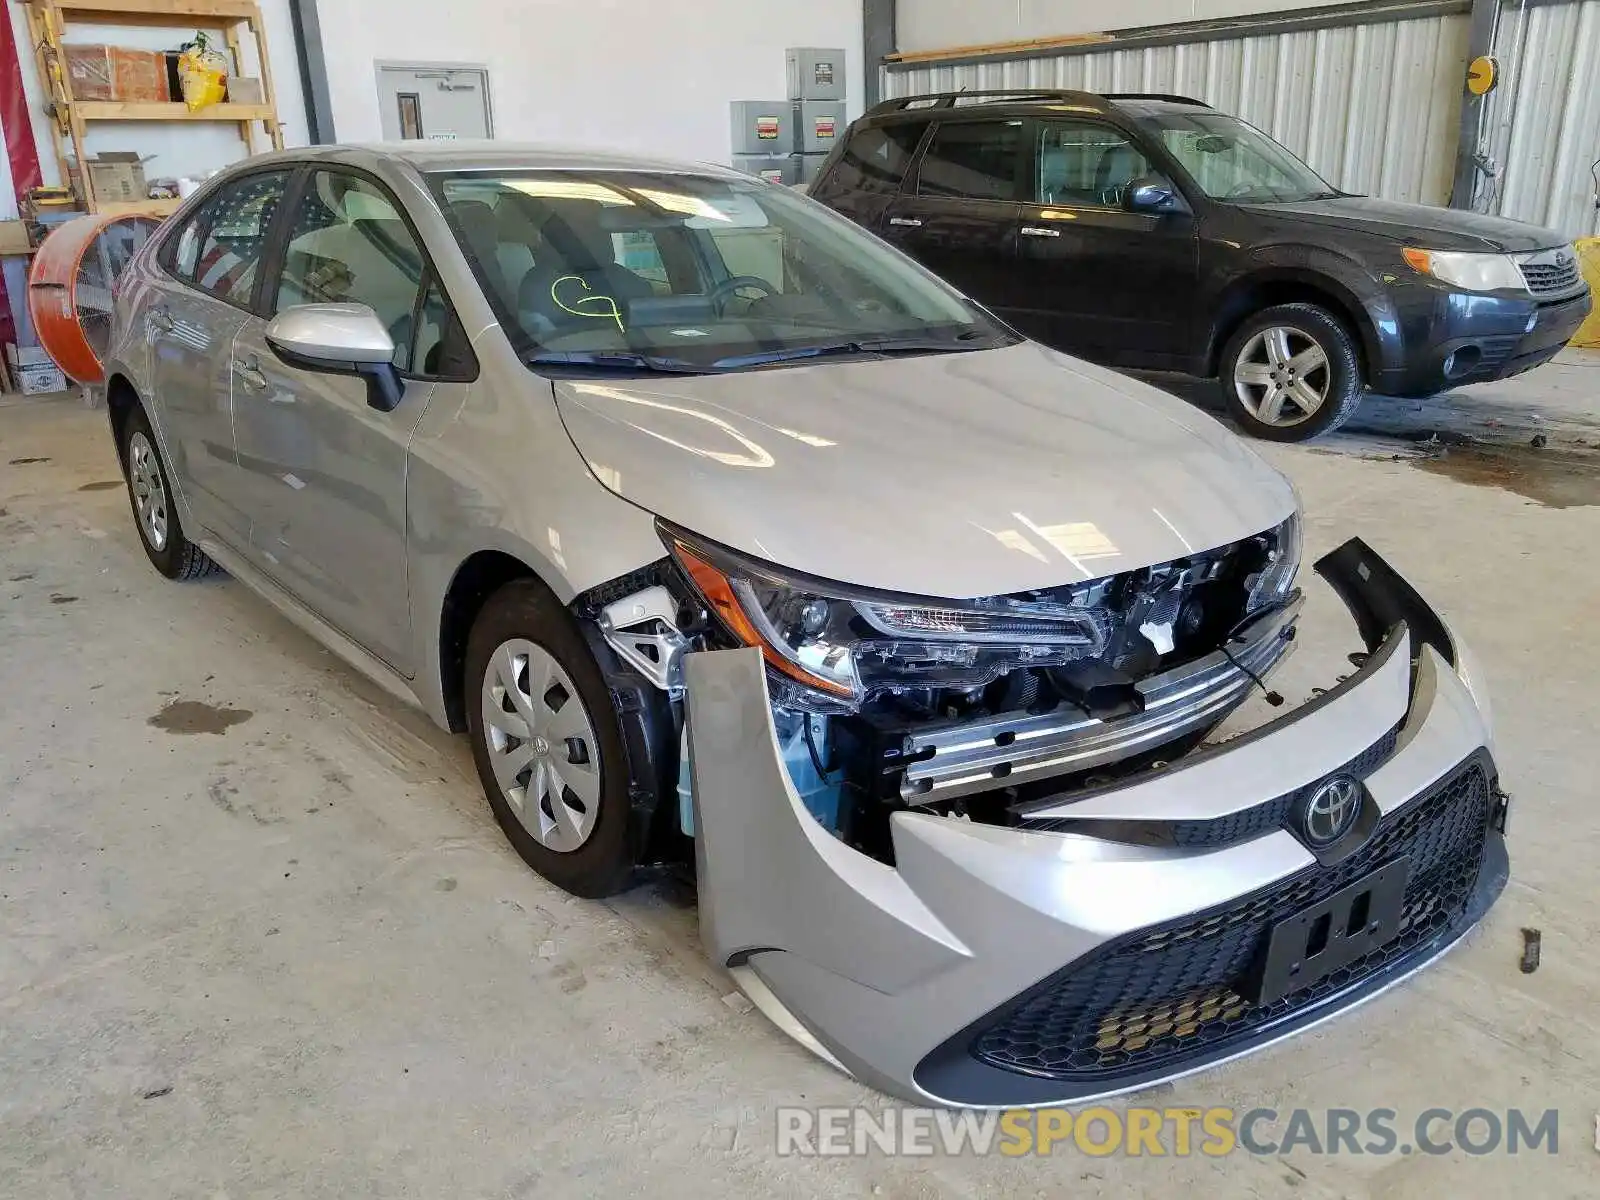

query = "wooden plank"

[
  {"left": 40, "top": 0, "right": 258, "bottom": 22},
  {"left": 245, "top": 7, "right": 283, "bottom": 150},
  {"left": 74, "top": 100, "right": 275, "bottom": 121},
  {"left": 885, "top": 33, "right": 1114, "bottom": 65},
  {"left": 94, "top": 197, "right": 181, "bottom": 217}
]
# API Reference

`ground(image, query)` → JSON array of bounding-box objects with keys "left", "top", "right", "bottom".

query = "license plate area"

[{"left": 1251, "top": 859, "right": 1411, "bottom": 1007}]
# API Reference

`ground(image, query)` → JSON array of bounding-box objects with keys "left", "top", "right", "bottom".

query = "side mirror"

[
  {"left": 1124, "top": 175, "right": 1190, "bottom": 216},
  {"left": 265, "top": 303, "right": 404, "bottom": 412}
]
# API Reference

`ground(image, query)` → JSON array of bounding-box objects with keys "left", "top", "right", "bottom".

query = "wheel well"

[
  {"left": 106, "top": 374, "right": 140, "bottom": 468},
  {"left": 1207, "top": 280, "right": 1370, "bottom": 380},
  {"left": 438, "top": 550, "right": 541, "bottom": 733}
]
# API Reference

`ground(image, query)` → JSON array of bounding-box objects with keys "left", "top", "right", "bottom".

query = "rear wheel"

[
  {"left": 121, "top": 406, "right": 219, "bottom": 580},
  {"left": 1221, "top": 303, "right": 1364, "bottom": 442},
  {"left": 465, "top": 579, "right": 638, "bottom": 898}
]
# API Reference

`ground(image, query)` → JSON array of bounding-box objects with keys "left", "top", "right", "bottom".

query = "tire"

[
  {"left": 1220, "top": 303, "right": 1364, "bottom": 442},
  {"left": 465, "top": 579, "right": 638, "bottom": 898},
  {"left": 121, "top": 406, "right": 220, "bottom": 580}
]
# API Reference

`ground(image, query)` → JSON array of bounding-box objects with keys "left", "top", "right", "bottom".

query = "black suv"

[{"left": 810, "top": 90, "right": 1592, "bottom": 440}]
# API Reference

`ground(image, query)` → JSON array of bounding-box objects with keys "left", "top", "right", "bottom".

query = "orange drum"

[{"left": 27, "top": 213, "right": 162, "bottom": 385}]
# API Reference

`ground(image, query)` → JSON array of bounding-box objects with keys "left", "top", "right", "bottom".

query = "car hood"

[
  {"left": 551, "top": 342, "right": 1297, "bottom": 598},
  {"left": 1243, "top": 196, "right": 1564, "bottom": 253}
]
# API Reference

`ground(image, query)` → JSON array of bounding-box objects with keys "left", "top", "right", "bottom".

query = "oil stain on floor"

[
  {"left": 1412, "top": 446, "right": 1600, "bottom": 509},
  {"left": 78, "top": 480, "right": 123, "bottom": 492},
  {"left": 148, "top": 699, "right": 254, "bottom": 736}
]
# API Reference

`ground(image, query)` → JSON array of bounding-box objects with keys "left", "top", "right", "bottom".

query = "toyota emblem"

[{"left": 1299, "top": 775, "right": 1364, "bottom": 847}]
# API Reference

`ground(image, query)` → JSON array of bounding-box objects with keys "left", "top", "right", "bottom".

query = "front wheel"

[
  {"left": 464, "top": 579, "right": 639, "bottom": 898},
  {"left": 1220, "top": 303, "right": 1364, "bottom": 442}
]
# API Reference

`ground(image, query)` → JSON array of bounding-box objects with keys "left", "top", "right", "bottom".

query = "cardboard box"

[
  {"left": 227, "top": 76, "right": 263, "bottom": 105},
  {"left": 65, "top": 44, "right": 116, "bottom": 101},
  {"left": 112, "top": 47, "right": 169, "bottom": 102},
  {"left": 81, "top": 152, "right": 153, "bottom": 204},
  {"left": 7, "top": 345, "right": 66, "bottom": 395},
  {"left": 0, "top": 220, "right": 32, "bottom": 256}
]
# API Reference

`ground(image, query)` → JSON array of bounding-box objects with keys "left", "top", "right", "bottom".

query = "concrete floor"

[{"left": 2, "top": 355, "right": 1598, "bottom": 1198}]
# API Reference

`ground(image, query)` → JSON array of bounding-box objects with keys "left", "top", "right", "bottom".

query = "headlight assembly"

[
  {"left": 662, "top": 526, "right": 1109, "bottom": 711},
  {"left": 1402, "top": 247, "right": 1526, "bottom": 293},
  {"left": 1248, "top": 512, "right": 1302, "bottom": 613}
]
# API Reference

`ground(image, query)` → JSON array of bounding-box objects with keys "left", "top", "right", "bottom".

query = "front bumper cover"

[{"left": 684, "top": 539, "right": 1507, "bottom": 1107}]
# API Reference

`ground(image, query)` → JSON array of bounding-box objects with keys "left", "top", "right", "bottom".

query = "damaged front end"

[{"left": 656, "top": 535, "right": 1506, "bottom": 1107}]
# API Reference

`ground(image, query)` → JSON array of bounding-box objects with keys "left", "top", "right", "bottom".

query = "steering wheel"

[{"left": 710, "top": 274, "right": 778, "bottom": 316}]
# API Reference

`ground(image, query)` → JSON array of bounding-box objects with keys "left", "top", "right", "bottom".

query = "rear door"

[
  {"left": 146, "top": 168, "right": 292, "bottom": 546},
  {"left": 230, "top": 168, "right": 472, "bottom": 673},
  {"left": 877, "top": 118, "right": 1025, "bottom": 313},
  {"left": 1009, "top": 118, "right": 1199, "bottom": 367}
]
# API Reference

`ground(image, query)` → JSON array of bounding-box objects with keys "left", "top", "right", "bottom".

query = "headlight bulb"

[{"left": 799, "top": 598, "right": 830, "bottom": 635}]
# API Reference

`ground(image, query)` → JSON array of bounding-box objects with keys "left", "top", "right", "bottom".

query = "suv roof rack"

[{"left": 865, "top": 89, "right": 1210, "bottom": 118}]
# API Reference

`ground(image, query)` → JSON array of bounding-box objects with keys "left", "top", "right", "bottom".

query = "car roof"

[{"left": 231, "top": 141, "right": 748, "bottom": 179}]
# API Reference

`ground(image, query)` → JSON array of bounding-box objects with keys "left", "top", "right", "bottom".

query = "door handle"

[
  {"left": 888, "top": 217, "right": 923, "bottom": 228},
  {"left": 233, "top": 356, "right": 268, "bottom": 392},
  {"left": 1020, "top": 226, "right": 1062, "bottom": 238},
  {"left": 147, "top": 308, "right": 174, "bottom": 333}
]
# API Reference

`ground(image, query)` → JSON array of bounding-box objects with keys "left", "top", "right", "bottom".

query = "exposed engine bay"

[{"left": 584, "top": 516, "right": 1303, "bottom": 865}]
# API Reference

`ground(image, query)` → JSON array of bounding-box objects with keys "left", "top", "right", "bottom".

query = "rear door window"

[
  {"left": 166, "top": 170, "right": 291, "bottom": 308},
  {"left": 916, "top": 121, "right": 1024, "bottom": 201}
]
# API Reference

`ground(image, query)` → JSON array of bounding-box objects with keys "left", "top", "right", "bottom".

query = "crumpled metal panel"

[
  {"left": 1477, "top": 0, "right": 1600, "bottom": 237},
  {"left": 883, "top": 14, "right": 1469, "bottom": 205}
]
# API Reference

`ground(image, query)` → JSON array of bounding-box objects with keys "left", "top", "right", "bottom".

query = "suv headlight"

[
  {"left": 662, "top": 525, "right": 1108, "bottom": 711},
  {"left": 1402, "top": 248, "right": 1525, "bottom": 293},
  {"left": 1248, "top": 512, "right": 1302, "bottom": 613}
]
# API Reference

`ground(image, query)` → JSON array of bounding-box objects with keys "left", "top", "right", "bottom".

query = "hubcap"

[
  {"left": 1234, "top": 326, "right": 1332, "bottom": 428},
  {"left": 481, "top": 639, "right": 601, "bottom": 853},
  {"left": 128, "top": 431, "right": 168, "bottom": 551}
]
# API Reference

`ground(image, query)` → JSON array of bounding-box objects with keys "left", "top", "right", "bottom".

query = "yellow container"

[{"left": 1575, "top": 237, "right": 1600, "bottom": 349}]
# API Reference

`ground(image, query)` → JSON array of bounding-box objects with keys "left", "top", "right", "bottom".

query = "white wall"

[
  {"left": 896, "top": 0, "right": 1352, "bottom": 52},
  {"left": 2, "top": 0, "right": 307, "bottom": 213},
  {"left": 313, "top": 0, "right": 864, "bottom": 163}
]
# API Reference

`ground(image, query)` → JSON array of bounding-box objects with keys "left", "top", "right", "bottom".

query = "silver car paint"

[
  {"left": 100, "top": 144, "right": 1498, "bottom": 1107},
  {"left": 553, "top": 342, "right": 1296, "bottom": 596},
  {"left": 686, "top": 638, "right": 1490, "bottom": 1105}
]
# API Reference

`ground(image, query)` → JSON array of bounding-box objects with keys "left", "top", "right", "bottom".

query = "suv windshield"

[
  {"left": 1135, "top": 111, "right": 1338, "bottom": 204},
  {"left": 430, "top": 170, "right": 1014, "bottom": 371}
]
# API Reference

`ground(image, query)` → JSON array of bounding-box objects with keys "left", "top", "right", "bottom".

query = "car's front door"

[
  {"left": 1008, "top": 119, "right": 1200, "bottom": 368},
  {"left": 230, "top": 168, "right": 463, "bottom": 674},
  {"left": 877, "top": 118, "right": 1024, "bottom": 313},
  {"left": 146, "top": 169, "right": 291, "bottom": 546}
]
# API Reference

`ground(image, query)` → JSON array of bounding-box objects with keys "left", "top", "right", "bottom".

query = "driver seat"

[{"left": 516, "top": 202, "right": 655, "bottom": 335}]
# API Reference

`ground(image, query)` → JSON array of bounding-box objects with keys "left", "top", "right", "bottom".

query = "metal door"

[{"left": 376, "top": 64, "right": 492, "bottom": 141}]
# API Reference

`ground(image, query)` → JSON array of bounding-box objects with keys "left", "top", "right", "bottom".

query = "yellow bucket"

[{"left": 1574, "top": 237, "right": 1600, "bottom": 349}]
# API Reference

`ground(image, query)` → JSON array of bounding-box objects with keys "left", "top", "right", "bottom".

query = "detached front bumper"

[{"left": 684, "top": 540, "right": 1508, "bottom": 1107}]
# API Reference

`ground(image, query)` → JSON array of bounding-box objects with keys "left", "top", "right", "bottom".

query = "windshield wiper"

[
  {"left": 711, "top": 331, "right": 996, "bottom": 370},
  {"left": 525, "top": 350, "right": 707, "bottom": 374}
]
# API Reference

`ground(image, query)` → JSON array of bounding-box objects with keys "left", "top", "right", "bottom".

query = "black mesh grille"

[
  {"left": 1519, "top": 255, "right": 1581, "bottom": 297},
  {"left": 971, "top": 759, "right": 1490, "bottom": 1081}
]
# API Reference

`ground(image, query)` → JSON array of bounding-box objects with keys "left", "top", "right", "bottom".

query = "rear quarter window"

[{"left": 813, "top": 123, "right": 925, "bottom": 200}]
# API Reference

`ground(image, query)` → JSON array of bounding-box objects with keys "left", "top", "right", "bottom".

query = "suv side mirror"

[
  {"left": 265, "top": 303, "right": 405, "bottom": 412},
  {"left": 1124, "top": 175, "right": 1190, "bottom": 216}
]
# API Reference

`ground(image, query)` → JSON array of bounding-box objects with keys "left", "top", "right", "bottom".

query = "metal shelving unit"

[{"left": 19, "top": 0, "right": 285, "bottom": 215}]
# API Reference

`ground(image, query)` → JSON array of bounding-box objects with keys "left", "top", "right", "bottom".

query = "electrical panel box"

[
  {"left": 730, "top": 101, "right": 793, "bottom": 157},
  {"left": 796, "top": 100, "right": 847, "bottom": 155},
  {"left": 795, "top": 153, "right": 829, "bottom": 186},
  {"left": 732, "top": 153, "right": 798, "bottom": 187},
  {"left": 787, "top": 47, "right": 846, "bottom": 100}
]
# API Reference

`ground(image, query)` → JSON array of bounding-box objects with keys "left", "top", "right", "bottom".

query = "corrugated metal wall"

[
  {"left": 883, "top": 13, "right": 1471, "bottom": 205},
  {"left": 1477, "top": 0, "right": 1600, "bottom": 236}
]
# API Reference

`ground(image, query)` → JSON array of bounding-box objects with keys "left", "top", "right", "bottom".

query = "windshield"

[
  {"left": 430, "top": 169, "right": 1014, "bottom": 371},
  {"left": 1135, "top": 111, "right": 1337, "bottom": 204}
]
